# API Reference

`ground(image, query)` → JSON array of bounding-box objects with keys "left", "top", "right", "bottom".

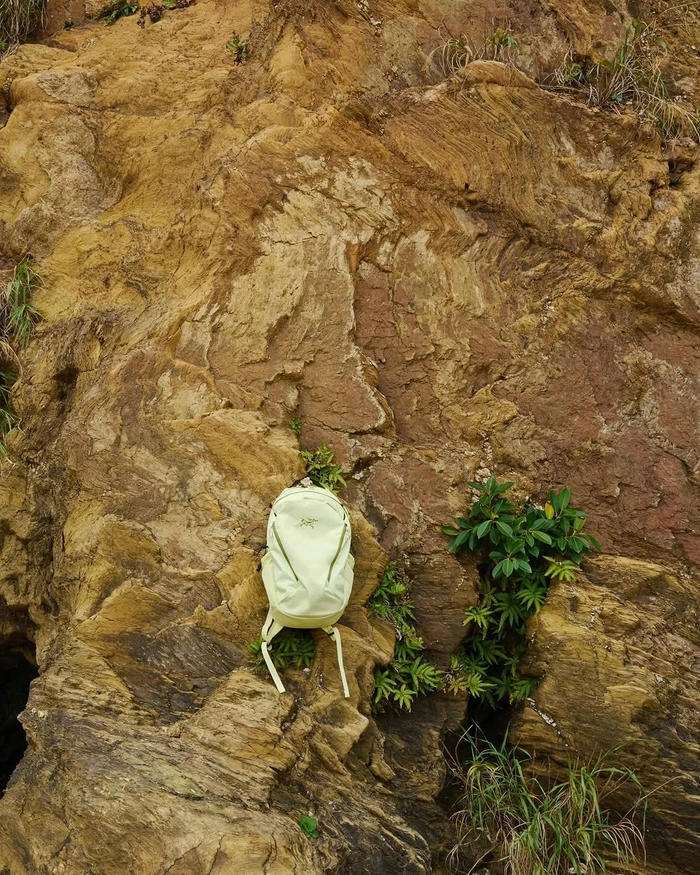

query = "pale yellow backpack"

[{"left": 260, "top": 485, "right": 354, "bottom": 697}]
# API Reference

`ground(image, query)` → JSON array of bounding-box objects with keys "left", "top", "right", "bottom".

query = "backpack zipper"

[
  {"left": 272, "top": 491, "right": 346, "bottom": 519},
  {"left": 326, "top": 523, "right": 348, "bottom": 583},
  {"left": 272, "top": 523, "right": 300, "bottom": 581}
]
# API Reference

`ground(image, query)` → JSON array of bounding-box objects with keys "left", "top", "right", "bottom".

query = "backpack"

[{"left": 260, "top": 484, "right": 354, "bottom": 697}]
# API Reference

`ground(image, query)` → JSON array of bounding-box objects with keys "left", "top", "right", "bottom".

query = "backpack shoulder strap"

[
  {"left": 323, "top": 625, "right": 350, "bottom": 698},
  {"left": 261, "top": 610, "right": 286, "bottom": 694}
]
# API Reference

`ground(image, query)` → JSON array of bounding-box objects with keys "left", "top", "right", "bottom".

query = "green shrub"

[
  {"left": 300, "top": 444, "right": 346, "bottom": 494},
  {"left": 95, "top": 0, "right": 139, "bottom": 25},
  {"left": 369, "top": 562, "right": 444, "bottom": 711},
  {"left": 450, "top": 733, "right": 646, "bottom": 875},
  {"left": 0, "top": 0, "right": 44, "bottom": 52},
  {"left": 443, "top": 479, "right": 598, "bottom": 705},
  {"left": 247, "top": 628, "right": 316, "bottom": 672}
]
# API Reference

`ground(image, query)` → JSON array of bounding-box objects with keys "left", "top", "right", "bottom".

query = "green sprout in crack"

[
  {"left": 226, "top": 31, "right": 248, "bottom": 64},
  {"left": 443, "top": 479, "right": 599, "bottom": 706},
  {"left": 368, "top": 562, "right": 444, "bottom": 711}
]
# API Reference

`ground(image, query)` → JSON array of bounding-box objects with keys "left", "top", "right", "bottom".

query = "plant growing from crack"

[
  {"left": 298, "top": 814, "right": 320, "bottom": 838},
  {"left": 247, "top": 628, "right": 316, "bottom": 673},
  {"left": 289, "top": 414, "right": 302, "bottom": 438},
  {"left": 546, "top": 19, "right": 700, "bottom": 141},
  {"left": 486, "top": 25, "right": 518, "bottom": 60},
  {"left": 300, "top": 444, "right": 346, "bottom": 494},
  {"left": 95, "top": 0, "right": 139, "bottom": 24},
  {"left": 443, "top": 479, "right": 598, "bottom": 705},
  {"left": 369, "top": 562, "right": 444, "bottom": 711},
  {"left": 449, "top": 732, "right": 647, "bottom": 875},
  {"left": 0, "top": 256, "right": 41, "bottom": 452},
  {"left": 431, "top": 22, "right": 520, "bottom": 77},
  {"left": 226, "top": 31, "right": 248, "bottom": 64}
]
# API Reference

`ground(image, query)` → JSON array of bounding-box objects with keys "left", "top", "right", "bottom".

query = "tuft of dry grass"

[
  {"left": 430, "top": 23, "right": 519, "bottom": 79},
  {"left": 448, "top": 733, "right": 648, "bottom": 875},
  {"left": 0, "top": 257, "right": 40, "bottom": 452},
  {"left": 0, "top": 257, "right": 40, "bottom": 347},
  {"left": 432, "top": 16, "right": 699, "bottom": 142},
  {"left": 0, "top": 0, "right": 44, "bottom": 54},
  {"left": 547, "top": 20, "right": 700, "bottom": 141}
]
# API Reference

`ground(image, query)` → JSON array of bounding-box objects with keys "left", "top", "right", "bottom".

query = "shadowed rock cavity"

[{"left": 0, "top": 643, "right": 37, "bottom": 794}]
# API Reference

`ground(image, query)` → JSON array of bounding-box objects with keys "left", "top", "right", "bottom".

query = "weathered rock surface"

[
  {"left": 0, "top": 0, "right": 699, "bottom": 872},
  {"left": 514, "top": 555, "right": 700, "bottom": 873}
]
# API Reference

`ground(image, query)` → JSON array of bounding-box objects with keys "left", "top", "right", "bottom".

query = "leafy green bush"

[
  {"left": 300, "top": 445, "right": 346, "bottom": 494},
  {"left": 443, "top": 479, "right": 598, "bottom": 705},
  {"left": 95, "top": 0, "right": 139, "bottom": 25},
  {"left": 450, "top": 733, "right": 646, "bottom": 875},
  {"left": 369, "top": 562, "right": 444, "bottom": 711}
]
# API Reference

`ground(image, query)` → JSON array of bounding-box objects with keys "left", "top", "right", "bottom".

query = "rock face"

[
  {"left": 0, "top": 0, "right": 699, "bottom": 872},
  {"left": 514, "top": 555, "right": 700, "bottom": 873}
]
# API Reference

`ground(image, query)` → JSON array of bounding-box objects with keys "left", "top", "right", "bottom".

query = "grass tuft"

[
  {"left": 431, "top": 22, "right": 519, "bottom": 78},
  {"left": 0, "top": 0, "right": 44, "bottom": 54},
  {"left": 547, "top": 20, "right": 699, "bottom": 141},
  {"left": 1, "top": 257, "right": 40, "bottom": 348},
  {"left": 486, "top": 25, "right": 518, "bottom": 60},
  {"left": 0, "top": 256, "right": 41, "bottom": 452},
  {"left": 449, "top": 733, "right": 647, "bottom": 875}
]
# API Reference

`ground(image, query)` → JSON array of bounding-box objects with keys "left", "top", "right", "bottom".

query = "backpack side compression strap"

[
  {"left": 324, "top": 625, "right": 350, "bottom": 699},
  {"left": 261, "top": 611, "right": 286, "bottom": 694}
]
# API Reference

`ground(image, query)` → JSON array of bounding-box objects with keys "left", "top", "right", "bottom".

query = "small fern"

[
  {"left": 247, "top": 628, "right": 316, "bottom": 672},
  {"left": 369, "top": 562, "right": 444, "bottom": 711}
]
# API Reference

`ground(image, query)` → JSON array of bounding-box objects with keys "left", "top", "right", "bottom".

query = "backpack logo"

[{"left": 299, "top": 517, "right": 318, "bottom": 528}]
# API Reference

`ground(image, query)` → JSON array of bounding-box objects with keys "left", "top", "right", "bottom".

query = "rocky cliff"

[{"left": 0, "top": 0, "right": 699, "bottom": 872}]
